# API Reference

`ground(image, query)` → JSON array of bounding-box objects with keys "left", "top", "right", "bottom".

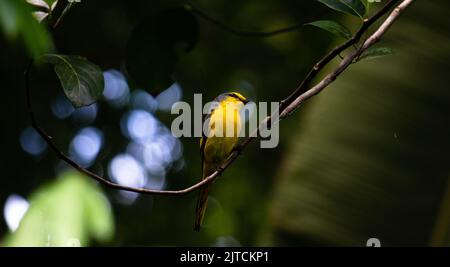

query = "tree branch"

[
  {"left": 185, "top": 2, "right": 304, "bottom": 38},
  {"left": 280, "top": 0, "right": 401, "bottom": 110},
  {"left": 280, "top": 0, "right": 414, "bottom": 119},
  {"left": 25, "top": 0, "right": 415, "bottom": 196},
  {"left": 51, "top": 1, "right": 75, "bottom": 30}
]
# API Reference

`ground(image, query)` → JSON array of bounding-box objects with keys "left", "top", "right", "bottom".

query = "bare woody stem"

[
  {"left": 280, "top": 0, "right": 401, "bottom": 109},
  {"left": 24, "top": 0, "right": 416, "bottom": 196},
  {"left": 280, "top": 0, "right": 415, "bottom": 118}
]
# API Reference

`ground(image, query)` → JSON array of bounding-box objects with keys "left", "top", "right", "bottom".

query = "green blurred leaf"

[
  {"left": 126, "top": 7, "right": 198, "bottom": 94},
  {"left": 317, "top": 0, "right": 365, "bottom": 18},
  {"left": 358, "top": 47, "right": 394, "bottom": 61},
  {"left": 360, "top": 0, "right": 372, "bottom": 15},
  {"left": 339, "top": 0, "right": 366, "bottom": 18},
  {"left": 360, "top": 0, "right": 369, "bottom": 8},
  {"left": 265, "top": 1, "right": 450, "bottom": 246},
  {"left": 0, "top": 0, "right": 53, "bottom": 57},
  {"left": 42, "top": 54, "right": 104, "bottom": 107},
  {"left": 43, "top": 0, "right": 58, "bottom": 7},
  {"left": 3, "top": 172, "right": 114, "bottom": 247},
  {"left": 306, "top": 20, "right": 352, "bottom": 39},
  {"left": 84, "top": 189, "right": 113, "bottom": 242}
]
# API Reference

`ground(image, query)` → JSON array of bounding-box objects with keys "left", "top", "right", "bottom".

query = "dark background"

[{"left": 0, "top": 0, "right": 449, "bottom": 246}]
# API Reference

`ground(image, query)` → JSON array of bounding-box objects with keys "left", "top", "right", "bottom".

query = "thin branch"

[
  {"left": 280, "top": 0, "right": 401, "bottom": 110},
  {"left": 25, "top": 0, "right": 415, "bottom": 196},
  {"left": 280, "top": 0, "right": 415, "bottom": 119},
  {"left": 185, "top": 2, "right": 304, "bottom": 38},
  {"left": 51, "top": 2, "right": 75, "bottom": 30},
  {"left": 210, "top": 0, "right": 415, "bottom": 196}
]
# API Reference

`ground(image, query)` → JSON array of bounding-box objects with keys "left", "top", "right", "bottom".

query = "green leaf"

[
  {"left": 339, "top": 0, "right": 366, "bottom": 18},
  {"left": 360, "top": 0, "right": 372, "bottom": 15},
  {"left": 43, "top": 0, "right": 58, "bottom": 7},
  {"left": 126, "top": 7, "right": 198, "bottom": 94},
  {"left": 0, "top": 0, "right": 53, "bottom": 57},
  {"left": 42, "top": 54, "right": 104, "bottom": 107},
  {"left": 306, "top": 20, "right": 352, "bottom": 39},
  {"left": 358, "top": 47, "right": 394, "bottom": 61},
  {"left": 318, "top": 0, "right": 365, "bottom": 17},
  {"left": 361, "top": 0, "right": 369, "bottom": 8},
  {"left": 3, "top": 172, "right": 114, "bottom": 247}
]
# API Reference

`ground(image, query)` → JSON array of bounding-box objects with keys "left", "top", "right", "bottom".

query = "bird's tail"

[{"left": 194, "top": 184, "right": 210, "bottom": 231}]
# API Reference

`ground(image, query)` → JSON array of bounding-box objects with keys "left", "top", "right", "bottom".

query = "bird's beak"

[{"left": 243, "top": 99, "right": 250, "bottom": 104}]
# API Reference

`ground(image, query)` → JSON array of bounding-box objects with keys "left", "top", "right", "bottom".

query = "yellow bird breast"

[{"left": 203, "top": 99, "right": 244, "bottom": 166}]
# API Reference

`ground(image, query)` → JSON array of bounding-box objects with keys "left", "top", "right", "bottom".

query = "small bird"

[{"left": 194, "top": 92, "right": 249, "bottom": 231}]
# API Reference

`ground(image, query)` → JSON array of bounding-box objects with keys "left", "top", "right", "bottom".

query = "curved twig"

[
  {"left": 51, "top": 2, "right": 75, "bottom": 30},
  {"left": 280, "top": 0, "right": 401, "bottom": 110},
  {"left": 25, "top": 0, "right": 415, "bottom": 196},
  {"left": 185, "top": 2, "right": 304, "bottom": 38}
]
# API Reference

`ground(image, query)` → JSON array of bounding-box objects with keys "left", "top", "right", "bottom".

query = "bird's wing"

[
  {"left": 200, "top": 110, "right": 213, "bottom": 177},
  {"left": 200, "top": 131, "right": 207, "bottom": 176},
  {"left": 200, "top": 99, "right": 221, "bottom": 177}
]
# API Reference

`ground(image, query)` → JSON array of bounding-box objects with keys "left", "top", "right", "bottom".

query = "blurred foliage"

[
  {"left": 318, "top": 0, "right": 366, "bottom": 18},
  {"left": 1, "top": 0, "right": 333, "bottom": 246},
  {"left": 263, "top": 0, "right": 450, "bottom": 246},
  {"left": 358, "top": 46, "right": 394, "bottom": 62},
  {"left": 306, "top": 20, "right": 352, "bottom": 40},
  {"left": 0, "top": 0, "right": 448, "bottom": 247},
  {"left": 126, "top": 7, "right": 198, "bottom": 94},
  {"left": 3, "top": 171, "right": 114, "bottom": 246},
  {"left": 0, "top": 0, "right": 53, "bottom": 57},
  {"left": 26, "top": 0, "right": 58, "bottom": 23},
  {"left": 42, "top": 54, "right": 105, "bottom": 107}
]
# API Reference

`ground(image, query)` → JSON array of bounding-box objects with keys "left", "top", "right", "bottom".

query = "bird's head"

[{"left": 217, "top": 92, "right": 250, "bottom": 104}]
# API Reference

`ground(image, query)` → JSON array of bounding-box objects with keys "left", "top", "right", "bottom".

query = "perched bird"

[{"left": 194, "top": 92, "right": 249, "bottom": 231}]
